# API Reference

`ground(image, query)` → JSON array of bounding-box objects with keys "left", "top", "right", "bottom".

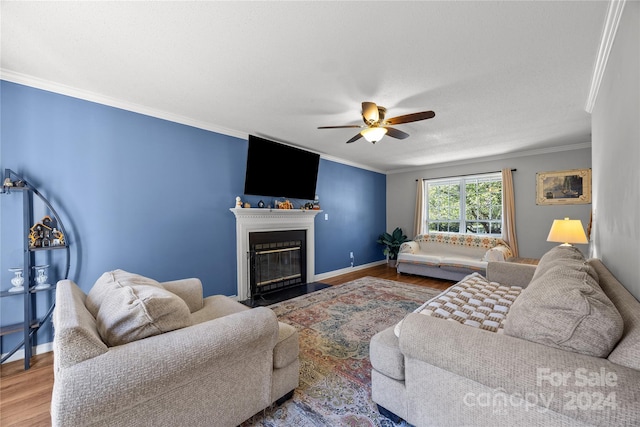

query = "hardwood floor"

[{"left": 0, "top": 265, "right": 453, "bottom": 426}]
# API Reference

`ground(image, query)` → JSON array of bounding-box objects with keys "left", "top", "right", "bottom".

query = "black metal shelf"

[
  {"left": 29, "top": 245, "right": 67, "bottom": 252},
  {"left": 1, "top": 169, "right": 70, "bottom": 369}
]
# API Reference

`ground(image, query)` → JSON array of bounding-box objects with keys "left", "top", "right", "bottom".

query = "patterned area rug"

[{"left": 242, "top": 276, "right": 443, "bottom": 427}]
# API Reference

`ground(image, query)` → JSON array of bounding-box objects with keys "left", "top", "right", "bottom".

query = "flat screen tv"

[{"left": 244, "top": 135, "right": 320, "bottom": 201}]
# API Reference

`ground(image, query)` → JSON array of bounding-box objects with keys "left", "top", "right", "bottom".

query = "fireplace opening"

[{"left": 249, "top": 230, "right": 306, "bottom": 298}]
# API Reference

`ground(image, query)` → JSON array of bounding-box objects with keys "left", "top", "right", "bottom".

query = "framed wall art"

[{"left": 536, "top": 168, "right": 591, "bottom": 205}]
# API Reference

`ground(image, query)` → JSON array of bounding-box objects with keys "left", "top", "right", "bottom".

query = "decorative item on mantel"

[
  {"left": 235, "top": 196, "right": 242, "bottom": 208},
  {"left": 29, "top": 215, "right": 65, "bottom": 249},
  {"left": 276, "top": 200, "right": 294, "bottom": 209}
]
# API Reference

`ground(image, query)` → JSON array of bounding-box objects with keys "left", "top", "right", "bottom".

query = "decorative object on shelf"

[
  {"left": 276, "top": 200, "right": 293, "bottom": 209},
  {"left": 29, "top": 215, "right": 65, "bottom": 248},
  {"left": 243, "top": 202, "right": 251, "bottom": 208},
  {"left": 377, "top": 227, "right": 410, "bottom": 267},
  {"left": 8, "top": 268, "right": 25, "bottom": 293},
  {"left": 536, "top": 168, "right": 592, "bottom": 205},
  {"left": 303, "top": 202, "right": 314, "bottom": 210},
  {"left": 258, "top": 200, "right": 265, "bottom": 208},
  {"left": 33, "top": 265, "right": 51, "bottom": 290},
  {"left": 313, "top": 194, "right": 320, "bottom": 210},
  {"left": 235, "top": 196, "right": 242, "bottom": 208},
  {"left": 3, "top": 178, "right": 13, "bottom": 187}
]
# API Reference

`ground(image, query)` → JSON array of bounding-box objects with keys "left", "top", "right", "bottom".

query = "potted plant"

[{"left": 377, "top": 227, "right": 410, "bottom": 267}]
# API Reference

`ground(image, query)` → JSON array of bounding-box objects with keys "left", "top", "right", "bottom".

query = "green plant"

[{"left": 376, "top": 227, "right": 410, "bottom": 260}]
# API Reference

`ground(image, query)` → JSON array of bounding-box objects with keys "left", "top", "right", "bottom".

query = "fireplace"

[
  {"left": 249, "top": 230, "right": 306, "bottom": 297},
  {"left": 230, "top": 208, "right": 322, "bottom": 300}
]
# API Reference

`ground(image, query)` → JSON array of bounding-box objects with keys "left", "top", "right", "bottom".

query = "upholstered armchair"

[{"left": 51, "top": 270, "right": 299, "bottom": 427}]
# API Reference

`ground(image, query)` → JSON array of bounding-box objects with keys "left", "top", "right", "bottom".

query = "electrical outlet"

[
  {"left": 324, "top": 213, "right": 328, "bottom": 221},
  {"left": 350, "top": 252, "right": 354, "bottom": 258}
]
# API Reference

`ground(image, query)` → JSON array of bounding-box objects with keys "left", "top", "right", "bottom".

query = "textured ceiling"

[{"left": 1, "top": 1, "right": 608, "bottom": 172}]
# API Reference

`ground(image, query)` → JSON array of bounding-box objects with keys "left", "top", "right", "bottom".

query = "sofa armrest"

[
  {"left": 486, "top": 261, "right": 536, "bottom": 287},
  {"left": 52, "top": 306, "right": 279, "bottom": 426},
  {"left": 399, "top": 313, "right": 640, "bottom": 425},
  {"left": 161, "top": 278, "right": 204, "bottom": 312},
  {"left": 399, "top": 241, "right": 419, "bottom": 254}
]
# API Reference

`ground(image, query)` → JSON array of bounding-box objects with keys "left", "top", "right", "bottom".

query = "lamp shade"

[
  {"left": 546, "top": 217, "right": 588, "bottom": 245},
  {"left": 361, "top": 127, "right": 387, "bottom": 143}
]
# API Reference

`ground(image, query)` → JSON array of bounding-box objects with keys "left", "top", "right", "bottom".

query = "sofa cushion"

[
  {"left": 370, "top": 326, "right": 405, "bottom": 380},
  {"left": 86, "top": 269, "right": 163, "bottom": 318},
  {"left": 590, "top": 259, "right": 640, "bottom": 371},
  {"left": 273, "top": 322, "right": 299, "bottom": 369},
  {"left": 504, "top": 246, "right": 623, "bottom": 358},
  {"left": 96, "top": 283, "right": 192, "bottom": 346}
]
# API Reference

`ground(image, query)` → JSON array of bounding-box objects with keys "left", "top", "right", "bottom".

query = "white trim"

[
  {"left": 585, "top": 0, "right": 627, "bottom": 113},
  {"left": 1, "top": 69, "right": 589, "bottom": 175},
  {"left": 387, "top": 142, "right": 592, "bottom": 175},
  {"left": 1, "top": 69, "right": 248, "bottom": 140},
  {"left": 313, "top": 260, "right": 387, "bottom": 282},
  {"left": 230, "top": 208, "right": 323, "bottom": 301},
  {"left": 1, "top": 342, "right": 53, "bottom": 364},
  {"left": 1, "top": 70, "right": 385, "bottom": 174}
]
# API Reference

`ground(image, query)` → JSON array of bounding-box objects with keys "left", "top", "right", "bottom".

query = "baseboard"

[
  {"left": 1, "top": 342, "right": 53, "bottom": 364},
  {"left": 314, "top": 260, "right": 387, "bottom": 282}
]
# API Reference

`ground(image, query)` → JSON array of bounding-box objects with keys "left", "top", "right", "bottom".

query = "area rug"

[{"left": 242, "top": 276, "right": 443, "bottom": 427}]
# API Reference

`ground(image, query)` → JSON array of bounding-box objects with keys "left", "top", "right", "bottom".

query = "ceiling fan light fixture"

[{"left": 361, "top": 127, "right": 387, "bottom": 143}]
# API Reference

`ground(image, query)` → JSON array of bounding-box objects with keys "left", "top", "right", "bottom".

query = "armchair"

[{"left": 51, "top": 272, "right": 299, "bottom": 427}]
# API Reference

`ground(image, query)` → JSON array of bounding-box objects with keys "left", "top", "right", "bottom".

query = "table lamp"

[{"left": 546, "top": 217, "right": 588, "bottom": 246}]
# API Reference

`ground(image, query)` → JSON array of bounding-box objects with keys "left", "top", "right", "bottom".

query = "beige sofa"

[
  {"left": 371, "top": 247, "right": 640, "bottom": 426},
  {"left": 52, "top": 271, "right": 299, "bottom": 427},
  {"left": 396, "top": 233, "right": 512, "bottom": 281}
]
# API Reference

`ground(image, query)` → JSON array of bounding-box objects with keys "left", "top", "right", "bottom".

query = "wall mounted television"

[{"left": 244, "top": 135, "right": 320, "bottom": 201}]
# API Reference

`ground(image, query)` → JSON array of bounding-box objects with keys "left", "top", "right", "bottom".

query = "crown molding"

[
  {"left": 1, "top": 70, "right": 387, "bottom": 175},
  {"left": 386, "top": 142, "right": 592, "bottom": 175},
  {"left": 1, "top": 70, "right": 588, "bottom": 177},
  {"left": 585, "top": 0, "right": 626, "bottom": 113},
  {"left": 0, "top": 69, "right": 249, "bottom": 140}
]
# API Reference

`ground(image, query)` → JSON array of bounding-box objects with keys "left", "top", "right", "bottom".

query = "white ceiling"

[{"left": 1, "top": 1, "right": 608, "bottom": 173}]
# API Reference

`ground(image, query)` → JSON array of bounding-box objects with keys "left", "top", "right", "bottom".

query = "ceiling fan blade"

[
  {"left": 385, "top": 127, "right": 410, "bottom": 140},
  {"left": 346, "top": 133, "right": 363, "bottom": 144},
  {"left": 361, "top": 102, "right": 379, "bottom": 124},
  {"left": 385, "top": 110, "right": 435, "bottom": 125},
  {"left": 318, "top": 125, "right": 363, "bottom": 129}
]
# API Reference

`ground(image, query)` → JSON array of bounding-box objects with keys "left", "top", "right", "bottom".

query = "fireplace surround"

[{"left": 230, "top": 208, "right": 322, "bottom": 301}]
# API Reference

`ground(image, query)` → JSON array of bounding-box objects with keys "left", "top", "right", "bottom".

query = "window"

[{"left": 424, "top": 172, "right": 503, "bottom": 236}]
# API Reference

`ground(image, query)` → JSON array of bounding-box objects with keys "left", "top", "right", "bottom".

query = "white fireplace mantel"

[{"left": 230, "top": 208, "right": 323, "bottom": 300}]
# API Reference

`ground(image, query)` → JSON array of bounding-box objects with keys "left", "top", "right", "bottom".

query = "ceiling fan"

[{"left": 318, "top": 102, "right": 435, "bottom": 144}]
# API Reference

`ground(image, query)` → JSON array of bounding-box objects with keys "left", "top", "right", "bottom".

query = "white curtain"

[
  {"left": 413, "top": 179, "right": 424, "bottom": 238},
  {"left": 502, "top": 168, "right": 519, "bottom": 258}
]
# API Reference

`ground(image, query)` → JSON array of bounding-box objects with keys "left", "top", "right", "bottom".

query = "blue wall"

[{"left": 0, "top": 81, "right": 386, "bottom": 352}]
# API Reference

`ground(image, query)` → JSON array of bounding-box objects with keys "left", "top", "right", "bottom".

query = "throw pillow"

[
  {"left": 86, "top": 269, "right": 163, "bottom": 318},
  {"left": 504, "top": 246, "right": 623, "bottom": 358},
  {"left": 482, "top": 245, "right": 511, "bottom": 262},
  {"left": 96, "top": 283, "right": 192, "bottom": 347}
]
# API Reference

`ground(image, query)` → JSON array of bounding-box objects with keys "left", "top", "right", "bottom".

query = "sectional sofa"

[{"left": 371, "top": 246, "right": 640, "bottom": 426}]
